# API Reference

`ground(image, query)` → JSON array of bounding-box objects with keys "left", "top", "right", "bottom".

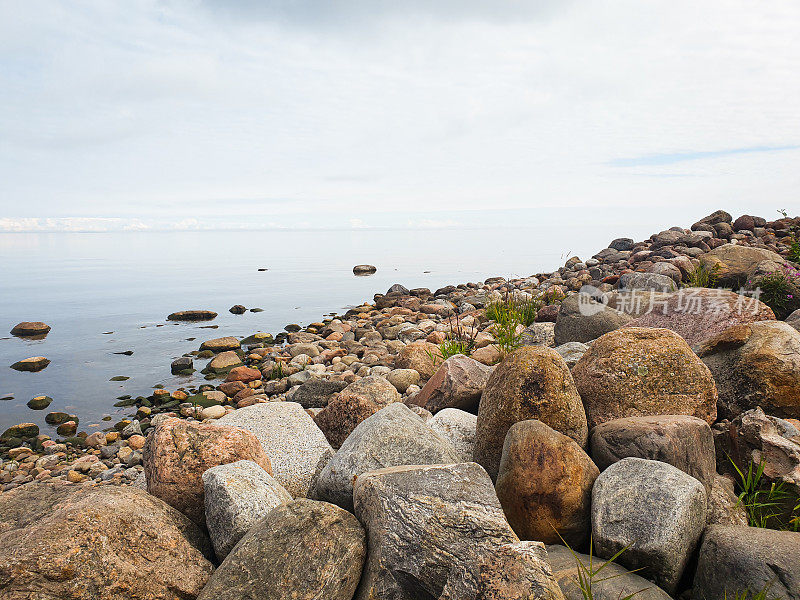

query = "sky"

[{"left": 0, "top": 0, "right": 799, "bottom": 232}]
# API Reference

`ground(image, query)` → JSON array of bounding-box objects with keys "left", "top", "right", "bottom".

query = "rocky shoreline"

[{"left": 2, "top": 209, "right": 800, "bottom": 599}]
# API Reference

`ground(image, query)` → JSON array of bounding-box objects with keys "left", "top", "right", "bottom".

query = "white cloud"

[{"left": 0, "top": 1, "right": 798, "bottom": 231}]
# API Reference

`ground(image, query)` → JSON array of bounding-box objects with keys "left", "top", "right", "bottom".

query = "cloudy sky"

[{"left": 1, "top": 1, "right": 798, "bottom": 231}]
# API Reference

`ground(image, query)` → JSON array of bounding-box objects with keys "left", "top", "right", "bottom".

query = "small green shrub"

[
  {"left": 268, "top": 361, "right": 285, "bottom": 380},
  {"left": 730, "top": 457, "right": 797, "bottom": 529},
  {"left": 723, "top": 581, "right": 779, "bottom": 600},
  {"left": 557, "top": 534, "right": 646, "bottom": 600},
  {"left": 749, "top": 263, "right": 800, "bottom": 319},
  {"left": 686, "top": 262, "right": 721, "bottom": 288},
  {"left": 486, "top": 294, "right": 542, "bottom": 327}
]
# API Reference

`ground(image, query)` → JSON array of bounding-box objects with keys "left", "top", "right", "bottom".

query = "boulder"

[
  {"left": 410, "top": 354, "right": 493, "bottom": 413},
  {"left": 202, "top": 460, "right": 292, "bottom": 559},
  {"left": 218, "top": 402, "right": 334, "bottom": 498},
  {"left": 10, "top": 321, "right": 50, "bottom": 337},
  {"left": 198, "top": 499, "right": 366, "bottom": 600},
  {"left": 694, "top": 525, "right": 800, "bottom": 600},
  {"left": 691, "top": 209, "right": 732, "bottom": 229},
  {"left": 554, "top": 341, "right": 588, "bottom": 368},
  {"left": 605, "top": 289, "right": 674, "bottom": 318},
  {"left": 572, "top": 327, "right": 718, "bottom": 429},
  {"left": 554, "top": 293, "right": 633, "bottom": 345},
  {"left": 787, "top": 307, "right": 800, "bottom": 331},
  {"left": 592, "top": 457, "right": 707, "bottom": 594},
  {"left": 386, "top": 368, "right": 420, "bottom": 392},
  {"left": 26, "top": 395, "right": 53, "bottom": 410},
  {"left": 171, "top": 356, "right": 194, "bottom": 374},
  {"left": 167, "top": 309, "right": 217, "bottom": 321},
  {"left": 353, "top": 264, "right": 377, "bottom": 275},
  {"left": 475, "top": 346, "right": 588, "bottom": 479},
  {"left": 340, "top": 374, "right": 401, "bottom": 407},
  {"left": 311, "top": 403, "right": 459, "bottom": 511},
  {"left": 208, "top": 350, "right": 242, "bottom": 373},
  {"left": 0, "top": 482, "right": 213, "bottom": 600},
  {"left": 707, "top": 474, "right": 748, "bottom": 527},
  {"left": 428, "top": 408, "right": 478, "bottom": 462},
  {"left": 496, "top": 420, "right": 599, "bottom": 546},
  {"left": 313, "top": 392, "right": 381, "bottom": 449},
  {"left": 627, "top": 288, "right": 775, "bottom": 347},
  {"left": 229, "top": 304, "right": 246, "bottom": 314},
  {"left": 522, "top": 322, "right": 556, "bottom": 346},
  {"left": 143, "top": 417, "right": 272, "bottom": 524},
  {"left": 618, "top": 272, "right": 677, "bottom": 292},
  {"left": 697, "top": 321, "right": 800, "bottom": 419},
  {"left": 547, "top": 544, "right": 672, "bottom": 600},
  {"left": 353, "top": 463, "right": 563, "bottom": 600},
  {"left": 292, "top": 378, "right": 348, "bottom": 408},
  {"left": 200, "top": 336, "right": 241, "bottom": 351},
  {"left": 394, "top": 340, "right": 440, "bottom": 379},
  {"left": 590, "top": 415, "right": 716, "bottom": 493},
  {"left": 10, "top": 356, "right": 50, "bottom": 372},
  {"left": 699, "top": 243, "right": 785, "bottom": 287}
]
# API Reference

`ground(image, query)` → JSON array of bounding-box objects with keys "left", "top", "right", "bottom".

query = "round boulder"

[
  {"left": 572, "top": 327, "right": 718, "bottom": 429},
  {"left": 553, "top": 293, "right": 633, "bottom": 346},
  {"left": 474, "top": 346, "right": 589, "bottom": 480},
  {"left": 10, "top": 321, "right": 50, "bottom": 337},
  {"left": 394, "top": 341, "right": 440, "bottom": 379}
]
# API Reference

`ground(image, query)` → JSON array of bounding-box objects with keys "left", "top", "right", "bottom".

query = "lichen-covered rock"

[
  {"left": 143, "top": 417, "right": 272, "bottom": 524},
  {"left": 590, "top": 415, "right": 716, "bottom": 493},
  {"left": 592, "top": 457, "right": 707, "bottom": 594},
  {"left": 474, "top": 346, "right": 588, "bottom": 480},
  {"left": 218, "top": 402, "right": 333, "bottom": 498},
  {"left": 0, "top": 482, "right": 213, "bottom": 600},
  {"left": 353, "top": 462, "right": 563, "bottom": 600},
  {"left": 311, "top": 403, "right": 459, "bottom": 511},
  {"left": 696, "top": 321, "right": 800, "bottom": 419},
  {"left": 627, "top": 288, "right": 775, "bottom": 347},
  {"left": 554, "top": 293, "right": 633, "bottom": 345},
  {"left": 411, "top": 354, "right": 493, "bottom": 413},
  {"left": 428, "top": 407, "right": 478, "bottom": 462},
  {"left": 694, "top": 525, "right": 800, "bottom": 600},
  {"left": 547, "top": 545, "right": 672, "bottom": 600},
  {"left": 496, "top": 420, "right": 599, "bottom": 546},
  {"left": 572, "top": 327, "right": 718, "bottom": 428},
  {"left": 202, "top": 460, "right": 292, "bottom": 560},
  {"left": 198, "top": 499, "right": 366, "bottom": 600},
  {"left": 394, "top": 340, "right": 440, "bottom": 379}
]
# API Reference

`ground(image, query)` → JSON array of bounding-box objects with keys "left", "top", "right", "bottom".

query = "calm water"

[{"left": 0, "top": 214, "right": 664, "bottom": 434}]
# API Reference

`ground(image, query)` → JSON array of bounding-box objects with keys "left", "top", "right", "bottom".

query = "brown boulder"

[
  {"left": 627, "top": 287, "right": 775, "bottom": 347},
  {"left": 313, "top": 392, "right": 380, "bottom": 449},
  {"left": 474, "top": 346, "right": 588, "bottom": 480},
  {"left": 496, "top": 420, "right": 599, "bottom": 546},
  {"left": 697, "top": 321, "right": 800, "bottom": 419},
  {"left": 699, "top": 243, "right": 785, "bottom": 287},
  {"left": 225, "top": 365, "right": 262, "bottom": 382},
  {"left": 0, "top": 482, "right": 213, "bottom": 600},
  {"left": 143, "top": 417, "right": 272, "bottom": 524},
  {"left": 394, "top": 340, "right": 440, "bottom": 379},
  {"left": 572, "top": 327, "right": 718, "bottom": 428},
  {"left": 411, "top": 354, "right": 493, "bottom": 413},
  {"left": 10, "top": 321, "right": 50, "bottom": 337},
  {"left": 167, "top": 309, "right": 217, "bottom": 321}
]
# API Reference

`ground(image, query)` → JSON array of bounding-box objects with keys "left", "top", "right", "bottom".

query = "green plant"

[
  {"left": 268, "top": 361, "right": 285, "bottom": 380},
  {"left": 777, "top": 209, "right": 800, "bottom": 263},
  {"left": 425, "top": 315, "right": 480, "bottom": 365},
  {"left": 686, "top": 261, "right": 721, "bottom": 288},
  {"left": 730, "top": 456, "right": 793, "bottom": 529},
  {"left": 723, "top": 581, "right": 779, "bottom": 600},
  {"left": 750, "top": 264, "right": 800, "bottom": 319},
  {"left": 485, "top": 293, "right": 542, "bottom": 327},
  {"left": 557, "top": 534, "right": 646, "bottom": 600}
]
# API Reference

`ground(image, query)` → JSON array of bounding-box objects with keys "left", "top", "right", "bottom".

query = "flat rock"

[
  {"left": 218, "top": 402, "right": 334, "bottom": 498},
  {"left": 428, "top": 407, "right": 477, "bottom": 462},
  {"left": 143, "top": 417, "right": 272, "bottom": 524},
  {"left": 10, "top": 321, "right": 50, "bottom": 337},
  {"left": 0, "top": 481, "right": 213, "bottom": 600},
  {"left": 10, "top": 356, "right": 50, "bottom": 372},
  {"left": 618, "top": 272, "right": 677, "bottom": 292},
  {"left": 590, "top": 415, "right": 716, "bottom": 493},
  {"left": 475, "top": 346, "right": 588, "bottom": 480},
  {"left": 697, "top": 321, "right": 800, "bottom": 419},
  {"left": 203, "top": 459, "right": 292, "bottom": 560},
  {"left": 592, "top": 457, "right": 707, "bottom": 594},
  {"left": 311, "top": 403, "right": 459, "bottom": 511},
  {"left": 292, "top": 378, "right": 348, "bottom": 408},
  {"left": 572, "top": 327, "right": 718, "bottom": 428},
  {"left": 627, "top": 287, "right": 775, "bottom": 347},
  {"left": 198, "top": 499, "right": 366, "bottom": 600},
  {"left": 167, "top": 309, "right": 217, "bottom": 321},
  {"left": 208, "top": 350, "right": 242, "bottom": 373},
  {"left": 553, "top": 293, "right": 633, "bottom": 345},
  {"left": 411, "top": 354, "right": 493, "bottom": 413},
  {"left": 497, "top": 419, "right": 599, "bottom": 546},
  {"left": 694, "top": 525, "right": 800, "bottom": 600},
  {"left": 353, "top": 462, "right": 563, "bottom": 600},
  {"left": 200, "top": 336, "right": 241, "bottom": 352}
]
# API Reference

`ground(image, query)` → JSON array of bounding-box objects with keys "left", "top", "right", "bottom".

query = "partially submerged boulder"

[{"left": 572, "top": 327, "right": 718, "bottom": 428}]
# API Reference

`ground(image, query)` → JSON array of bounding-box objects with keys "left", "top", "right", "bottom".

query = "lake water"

[{"left": 0, "top": 210, "right": 676, "bottom": 434}]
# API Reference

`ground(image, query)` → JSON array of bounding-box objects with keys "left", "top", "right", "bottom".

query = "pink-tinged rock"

[
  {"left": 627, "top": 288, "right": 775, "bottom": 347},
  {"left": 411, "top": 354, "right": 493, "bottom": 413},
  {"left": 426, "top": 331, "right": 447, "bottom": 344},
  {"left": 226, "top": 366, "right": 262, "bottom": 383},
  {"left": 144, "top": 417, "right": 272, "bottom": 524},
  {"left": 394, "top": 341, "right": 441, "bottom": 379}
]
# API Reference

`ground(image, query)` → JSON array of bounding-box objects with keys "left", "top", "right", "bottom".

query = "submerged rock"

[
  {"left": 10, "top": 321, "right": 50, "bottom": 337},
  {"left": 167, "top": 309, "right": 217, "bottom": 321},
  {"left": 10, "top": 356, "right": 50, "bottom": 372}
]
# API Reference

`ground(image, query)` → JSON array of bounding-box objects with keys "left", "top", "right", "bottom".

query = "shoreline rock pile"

[{"left": 2, "top": 209, "right": 800, "bottom": 599}]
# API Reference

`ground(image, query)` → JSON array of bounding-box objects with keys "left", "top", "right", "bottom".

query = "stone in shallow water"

[
  {"left": 167, "top": 309, "right": 217, "bottom": 321},
  {"left": 27, "top": 395, "right": 52, "bottom": 410},
  {"left": 10, "top": 321, "right": 50, "bottom": 337},
  {"left": 10, "top": 356, "right": 50, "bottom": 372}
]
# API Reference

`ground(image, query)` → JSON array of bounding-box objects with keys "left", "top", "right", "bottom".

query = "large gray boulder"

[
  {"left": 410, "top": 354, "right": 493, "bottom": 413},
  {"left": 553, "top": 293, "right": 633, "bottom": 346},
  {"left": 353, "top": 462, "right": 564, "bottom": 600},
  {"left": 198, "top": 499, "right": 366, "bottom": 600},
  {"left": 547, "top": 545, "right": 672, "bottom": 600},
  {"left": 428, "top": 408, "right": 477, "bottom": 462},
  {"left": 694, "top": 525, "right": 800, "bottom": 600},
  {"left": 592, "top": 458, "right": 707, "bottom": 594},
  {"left": 202, "top": 460, "right": 292, "bottom": 560},
  {"left": 590, "top": 415, "right": 716, "bottom": 494},
  {"left": 218, "top": 402, "right": 334, "bottom": 498},
  {"left": 311, "top": 403, "right": 459, "bottom": 511}
]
